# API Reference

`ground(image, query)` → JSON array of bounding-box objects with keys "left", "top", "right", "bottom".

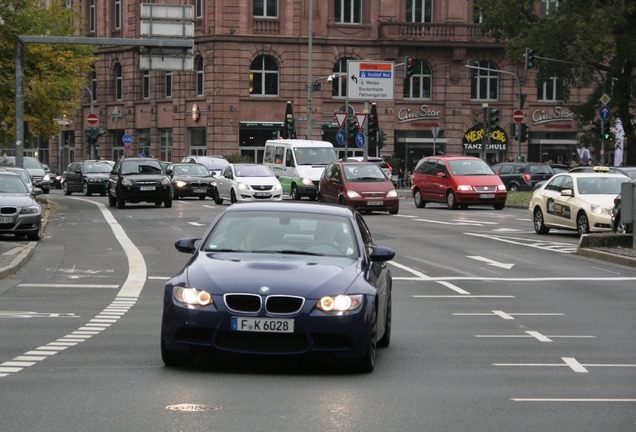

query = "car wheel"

[
  {"left": 213, "top": 190, "right": 223, "bottom": 205},
  {"left": 377, "top": 294, "right": 391, "bottom": 348},
  {"left": 172, "top": 190, "right": 179, "bottom": 200},
  {"left": 199, "top": 195, "right": 205, "bottom": 200},
  {"left": 446, "top": 191, "right": 458, "bottom": 210},
  {"left": 533, "top": 207, "right": 550, "bottom": 234},
  {"left": 577, "top": 211, "right": 590, "bottom": 235},
  {"left": 316, "top": 192, "right": 323, "bottom": 202},
  {"left": 43, "top": 187, "right": 50, "bottom": 194},
  {"left": 389, "top": 208, "right": 399, "bottom": 215},
  {"left": 338, "top": 196, "right": 347, "bottom": 207},
  {"left": 26, "top": 224, "right": 42, "bottom": 241},
  {"left": 509, "top": 183, "right": 520, "bottom": 191},
  {"left": 116, "top": 195, "right": 126, "bottom": 209},
  {"left": 164, "top": 197, "right": 172, "bottom": 208},
  {"left": 63, "top": 182, "right": 71, "bottom": 196},
  {"left": 493, "top": 203, "right": 505, "bottom": 210},
  {"left": 83, "top": 183, "right": 91, "bottom": 196},
  {"left": 290, "top": 184, "right": 301, "bottom": 200},
  {"left": 108, "top": 192, "right": 116, "bottom": 207},
  {"left": 161, "top": 332, "right": 194, "bottom": 367},
  {"left": 355, "top": 308, "right": 377, "bottom": 374},
  {"left": 308, "top": 194, "right": 317, "bottom": 201},
  {"left": 230, "top": 189, "right": 237, "bottom": 204},
  {"left": 414, "top": 189, "right": 426, "bottom": 208}
]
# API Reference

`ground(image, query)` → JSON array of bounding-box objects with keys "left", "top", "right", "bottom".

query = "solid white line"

[
  {"left": 414, "top": 295, "right": 516, "bottom": 298},
  {"left": 526, "top": 331, "right": 552, "bottom": 342},
  {"left": 17, "top": 283, "right": 119, "bottom": 288},
  {"left": 512, "top": 398, "right": 636, "bottom": 402}
]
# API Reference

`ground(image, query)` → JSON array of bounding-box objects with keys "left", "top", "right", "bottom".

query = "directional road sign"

[
  {"left": 336, "top": 129, "right": 347, "bottom": 145},
  {"left": 513, "top": 110, "right": 524, "bottom": 123},
  {"left": 355, "top": 132, "right": 365, "bottom": 148},
  {"left": 599, "top": 106, "right": 612, "bottom": 121},
  {"left": 347, "top": 60, "right": 395, "bottom": 101},
  {"left": 87, "top": 113, "right": 98, "bottom": 125},
  {"left": 122, "top": 134, "right": 133, "bottom": 145}
]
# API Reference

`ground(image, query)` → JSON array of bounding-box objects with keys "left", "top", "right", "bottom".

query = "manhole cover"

[{"left": 166, "top": 404, "right": 222, "bottom": 412}]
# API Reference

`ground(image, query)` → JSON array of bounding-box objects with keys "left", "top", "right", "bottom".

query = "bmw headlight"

[
  {"left": 457, "top": 185, "right": 473, "bottom": 191},
  {"left": 173, "top": 286, "right": 213, "bottom": 306},
  {"left": 346, "top": 190, "right": 362, "bottom": 198},
  {"left": 175, "top": 180, "right": 187, "bottom": 188},
  {"left": 20, "top": 205, "right": 41, "bottom": 215},
  {"left": 316, "top": 295, "right": 363, "bottom": 312},
  {"left": 590, "top": 204, "right": 609, "bottom": 216}
]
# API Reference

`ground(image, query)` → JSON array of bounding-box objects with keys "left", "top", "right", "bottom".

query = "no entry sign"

[
  {"left": 87, "top": 113, "right": 98, "bottom": 125},
  {"left": 513, "top": 110, "right": 524, "bottom": 123}
]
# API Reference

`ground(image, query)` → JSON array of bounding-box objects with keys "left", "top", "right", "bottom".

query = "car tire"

[
  {"left": 213, "top": 191, "right": 223, "bottom": 205},
  {"left": 83, "top": 183, "right": 91, "bottom": 196},
  {"left": 414, "top": 189, "right": 426, "bottom": 208},
  {"left": 116, "top": 195, "right": 126, "bottom": 209},
  {"left": 308, "top": 195, "right": 317, "bottom": 201},
  {"left": 199, "top": 195, "right": 205, "bottom": 200},
  {"left": 161, "top": 332, "right": 194, "bottom": 367},
  {"left": 493, "top": 203, "right": 505, "bottom": 210},
  {"left": 230, "top": 189, "right": 237, "bottom": 204},
  {"left": 509, "top": 183, "right": 520, "bottom": 191},
  {"left": 446, "top": 191, "right": 458, "bottom": 210},
  {"left": 43, "top": 187, "right": 50, "bottom": 194},
  {"left": 26, "top": 224, "right": 42, "bottom": 241},
  {"left": 355, "top": 308, "right": 377, "bottom": 374},
  {"left": 290, "top": 184, "right": 301, "bottom": 200},
  {"left": 533, "top": 207, "right": 550, "bottom": 234},
  {"left": 377, "top": 294, "right": 391, "bottom": 348},
  {"left": 108, "top": 192, "right": 116, "bottom": 207},
  {"left": 164, "top": 197, "right": 172, "bottom": 208},
  {"left": 172, "top": 190, "right": 179, "bottom": 200},
  {"left": 389, "top": 208, "right": 399, "bottom": 215},
  {"left": 63, "top": 182, "right": 71, "bottom": 196},
  {"left": 577, "top": 211, "right": 590, "bottom": 235},
  {"left": 338, "top": 196, "right": 347, "bottom": 207}
]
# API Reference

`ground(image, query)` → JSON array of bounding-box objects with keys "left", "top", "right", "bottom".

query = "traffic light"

[
  {"left": 519, "top": 123, "right": 527, "bottom": 142},
  {"left": 524, "top": 48, "right": 535, "bottom": 70},
  {"left": 368, "top": 114, "right": 378, "bottom": 144},
  {"left": 405, "top": 56, "right": 414, "bottom": 79},
  {"left": 488, "top": 108, "right": 499, "bottom": 131},
  {"left": 592, "top": 119, "right": 601, "bottom": 136},
  {"left": 378, "top": 131, "right": 388, "bottom": 148},
  {"left": 509, "top": 123, "right": 517, "bottom": 140},
  {"left": 285, "top": 116, "right": 296, "bottom": 139},
  {"left": 346, "top": 117, "right": 358, "bottom": 141},
  {"left": 603, "top": 121, "right": 611, "bottom": 140}
]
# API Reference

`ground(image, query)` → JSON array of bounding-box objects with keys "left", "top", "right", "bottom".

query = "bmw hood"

[
  {"left": 181, "top": 252, "right": 361, "bottom": 297},
  {"left": 0, "top": 193, "right": 41, "bottom": 208}
]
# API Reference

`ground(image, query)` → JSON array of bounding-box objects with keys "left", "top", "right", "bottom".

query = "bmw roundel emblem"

[{"left": 259, "top": 286, "right": 270, "bottom": 294}]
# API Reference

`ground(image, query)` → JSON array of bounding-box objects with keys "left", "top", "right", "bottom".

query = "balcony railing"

[
  {"left": 253, "top": 19, "right": 280, "bottom": 34},
  {"left": 379, "top": 22, "right": 490, "bottom": 43}
]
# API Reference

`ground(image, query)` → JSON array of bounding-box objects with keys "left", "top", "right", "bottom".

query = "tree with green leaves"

[
  {"left": 475, "top": 0, "right": 636, "bottom": 166},
  {"left": 0, "top": 0, "right": 96, "bottom": 147}
]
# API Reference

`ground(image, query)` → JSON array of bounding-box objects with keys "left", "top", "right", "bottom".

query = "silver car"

[{"left": 0, "top": 171, "right": 43, "bottom": 240}]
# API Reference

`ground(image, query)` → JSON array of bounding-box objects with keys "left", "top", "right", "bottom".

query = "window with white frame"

[
  {"left": 470, "top": 61, "right": 498, "bottom": 100},
  {"left": 335, "top": 0, "right": 361, "bottom": 24},
  {"left": 142, "top": 70, "right": 150, "bottom": 100},
  {"left": 89, "top": 0, "right": 95, "bottom": 33},
  {"left": 406, "top": 0, "right": 432, "bottom": 23},
  {"left": 540, "top": 0, "right": 559, "bottom": 16},
  {"left": 254, "top": 0, "right": 278, "bottom": 18},
  {"left": 113, "top": 0, "right": 121, "bottom": 29},
  {"left": 249, "top": 55, "right": 279, "bottom": 96},
  {"left": 165, "top": 71, "right": 172, "bottom": 98},
  {"left": 196, "top": 57, "right": 204, "bottom": 96},
  {"left": 537, "top": 77, "right": 564, "bottom": 101},
  {"left": 404, "top": 59, "right": 432, "bottom": 99},
  {"left": 331, "top": 58, "right": 351, "bottom": 97},
  {"left": 115, "top": 64, "right": 122, "bottom": 101}
]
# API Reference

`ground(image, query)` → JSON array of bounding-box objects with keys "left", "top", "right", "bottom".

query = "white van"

[{"left": 263, "top": 139, "right": 337, "bottom": 200}]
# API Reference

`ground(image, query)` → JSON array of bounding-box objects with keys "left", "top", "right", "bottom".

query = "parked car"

[
  {"left": 0, "top": 171, "right": 42, "bottom": 240},
  {"left": 1, "top": 166, "right": 36, "bottom": 194},
  {"left": 108, "top": 157, "right": 172, "bottom": 208},
  {"left": 611, "top": 178, "right": 636, "bottom": 234},
  {"left": 319, "top": 161, "right": 399, "bottom": 214},
  {"left": 411, "top": 156, "right": 507, "bottom": 210},
  {"left": 213, "top": 163, "right": 283, "bottom": 204},
  {"left": 569, "top": 165, "right": 636, "bottom": 179},
  {"left": 343, "top": 156, "right": 393, "bottom": 179},
  {"left": 529, "top": 170, "right": 630, "bottom": 235},
  {"left": 160, "top": 201, "right": 395, "bottom": 372},
  {"left": 491, "top": 162, "right": 555, "bottom": 191},
  {"left": 62, "top": 160, "right": 113, "bottom": 196},
  {"left": 167, "top": 162, "right": 216, "bottom": 200},
  {"left": 0, "top": 156, "right": 51, "bottom": 194},
  {"left": 181, "top": 155, "right": 229, "bottom": 177}
]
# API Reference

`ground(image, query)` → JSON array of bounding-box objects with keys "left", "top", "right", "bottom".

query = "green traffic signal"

[
  {"left": 405, "top": 56, "right": 414, "bottom": 79},
  {"left": 524, "top": 48, "right": 535, "bottom": 70},
  {"left": 603, "top": 121, "right": 611, "bottom": 140}
]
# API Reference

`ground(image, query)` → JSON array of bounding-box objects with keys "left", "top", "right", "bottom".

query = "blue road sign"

[
  {"left": 336, "top": 129, "right": 347, "bottom": 145},
  {"left": 122, "top": 134, "right": 133, "bottom": 145},
  {"left": 599, "top": 106, "right": 611, "bottom": 121},
  {"left": 355, "top": 132, "right": 365, "bottom": 148}
]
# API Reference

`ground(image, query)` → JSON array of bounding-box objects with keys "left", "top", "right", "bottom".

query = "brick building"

[{"left": 48, "top": 0, "right": 597, "bottom": 174}]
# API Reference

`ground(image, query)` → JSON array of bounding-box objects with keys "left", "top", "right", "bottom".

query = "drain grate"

[{"left": 166, "top": 404, "right": 222, "bottom": 412}]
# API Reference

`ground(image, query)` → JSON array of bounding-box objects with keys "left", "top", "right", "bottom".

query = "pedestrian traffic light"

[
  {"left": 524, "top": 48, "right": 536, "bottom": 70},
  {"left": 488, "top": 108, "right": 499, "bottom": 131},
  {"left": 405, "top": 56, "right": 415, "bottom": 79},
  {"left": 603, "top": 121, "right": 611, "bottom": 140},
  {"left": 519, "top": 123, "right": 527, "bottom": 142}
]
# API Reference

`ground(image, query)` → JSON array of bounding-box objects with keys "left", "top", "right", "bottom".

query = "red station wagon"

[{"left": 411, "top": 156, "right": 507, "bottom": 210}]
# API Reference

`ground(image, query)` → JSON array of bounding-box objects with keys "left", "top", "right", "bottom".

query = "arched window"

[
  {"left": 196, "top": 56, "right": 204, "bottom": 96},
  {"left": 404, "top": 59, "right": 432, "bottom": 99},
  {"left": 470, "top": 61, "right": 498, "bottom": 100},
  {"left": 115, "top": 63, "right": 122, "bottom": 101},
  {"left": 332, "top": 58, "right": 352, "bottom": 97},
  {"left": 250, "top": 55, "right": 279, "bottom": 96}
]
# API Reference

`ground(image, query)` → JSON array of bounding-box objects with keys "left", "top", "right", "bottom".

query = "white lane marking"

[
  {"left": 512, "top": 398, "right": 636, "bottom": 402},
  {"left": 493, "top": 357, "right": 636, "bottom": 373},
  {"left": 394, "top": 275, "right": 636, "bottom": 282},
  {"left": 414, "top": 218, "right": 483, "bottom": 226},
  {"left": 465, "top": 232, "right": 577, "bottom": 253},
  {"left": 188, "top": 222, "right": 205, "bottom": 226},
  {"left": 453, "top": 311, "right": 564, "bottom": 320},
  {"left": 389, "top": 261, "right": 470, "bottom": 294},
  {"left": 0, "top": 198, "right": 146, "bottom": 379},
  {"left": 475, "top": 331, "right": 595, "bottom": 342},
  {"left": 18, "top": 284, "right": 119, "bottom": 288},
  {"left": 467, "top": 255, "right": 515, "bottom": 270}
]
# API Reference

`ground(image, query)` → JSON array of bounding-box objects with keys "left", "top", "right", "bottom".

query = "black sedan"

[
  {"left": 62, "top": 160, "right": 113, "bottom": 196},
  {"left": 168, "top": 163, "right": 216, "bottom": 200},
  {"left": 161, "top": 201, "right": 395, "bottom": 372}
]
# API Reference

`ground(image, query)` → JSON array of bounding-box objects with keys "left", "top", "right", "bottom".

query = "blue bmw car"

[{"left": 161, "top": 201, "right": 395, "bottom": 372}]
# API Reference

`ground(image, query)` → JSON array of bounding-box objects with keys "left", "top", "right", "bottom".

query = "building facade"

[{"left": 46, "top": 0, "right": 600, "bottom": 174}]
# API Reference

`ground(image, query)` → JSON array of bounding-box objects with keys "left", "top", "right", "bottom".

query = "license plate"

[
  {"left": 231, "top": 317, "right": 294, "bottom": 333},
  {"left": 139, "top": 186, "right": 156, "bottom": 191},
  {"left": 254, "top": 192, "right": 271, "bottom": 197},
  {"left": 479, "top": 194, "right": 495, "bottom": 199},
  {"left": 193, "top": 188, "right": 207, "bottom": 193},
  {"left": 367, "top": 201, "right": 384, "bottom": 206},
  {"left": 0, "top": 217, "right": 13, "bottom": 223}
]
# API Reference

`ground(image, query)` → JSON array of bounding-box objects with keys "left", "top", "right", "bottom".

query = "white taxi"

[{"left": 529, "top": 168, "right": 630, "bottom": 235}]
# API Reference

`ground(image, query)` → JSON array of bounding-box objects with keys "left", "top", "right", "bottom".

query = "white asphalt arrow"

[
  {"left": 467, "top": 255, "right": 515, "bottom": 270},
  {"left": 187, "top": 222, "right": 205, "bottom": 227}
]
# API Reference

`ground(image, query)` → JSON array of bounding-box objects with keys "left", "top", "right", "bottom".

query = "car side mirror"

[
  {"left": 174, "top": 238, "right": 199, "bottom": 254},
  {"left": 165, "top": 168, "right": 172, "bottom": 175},
  {"left": 561, "top": 189, "right": 573, "bottom": 197},
  {"left": 436, "top": 172, "right": 445, "bottom": 178}
]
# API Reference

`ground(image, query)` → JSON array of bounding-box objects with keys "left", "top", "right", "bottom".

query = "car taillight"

[
  {"left": 385, "top": 161, "right": 393, "bottom": 172},
  {"left": 523, "top": 174, "right": 532, "bottom": 183}
]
